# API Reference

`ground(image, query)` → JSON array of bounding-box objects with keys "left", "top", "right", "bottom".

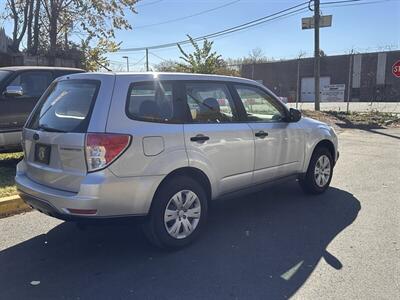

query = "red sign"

[{"left": 393, "top": 60, "right": 400, "bottom": 78}]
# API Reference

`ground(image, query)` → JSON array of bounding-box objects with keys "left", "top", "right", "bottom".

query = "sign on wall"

[
  {"left": 321, "top": 84, "right": 345, "bottom": 102},
  {"left": 393, "top": 60, "right": 400, "bottom": 78}
]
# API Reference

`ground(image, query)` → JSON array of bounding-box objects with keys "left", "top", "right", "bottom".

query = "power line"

[
  {"left": 115, "top": 0, "right": 391, "bottom": 53},
  {"left": 109, "top": 55, "right": 146, "bottom": 66},
  {"left": 131, "top": 56, "right": 147, "bottom": 65},
  {"left": 321, "top": 0, "right": 362, "bottom": 4},
  {"left": 144, "top": 8, "right": 306, "bottom": 58},
  {"left": 321, "top": 0, "right": 399, "bottom": 7},
  {"left": 118, "top": 1, "right": 310, "bottom": 52},
  {"left": 135, "top": 0, "right": 241, "bottom": 29},
  {"left": 208, "top": 6, "right": 308, "bottom": 44},
  {"left": 136, "top": 0, "right": 164, "bottom": 8},
  {"left": 198, "top": 6, "right": 308, "bottom": 41},
  {"left": 149, "top": 52, "right": 170, "bottom": 62}
]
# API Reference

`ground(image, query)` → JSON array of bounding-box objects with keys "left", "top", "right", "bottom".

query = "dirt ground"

[{"left": 302, "top": 110, "right": 400, "bottom": 130}]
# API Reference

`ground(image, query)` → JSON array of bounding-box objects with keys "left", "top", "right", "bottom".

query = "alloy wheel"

[{"left": 314, "top": 154, "right": 331, "bottom": 187}]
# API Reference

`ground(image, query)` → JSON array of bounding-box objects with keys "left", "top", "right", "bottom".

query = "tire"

[
  {"left": 299, "top": 147, "right": 333, "bottom": 194},
  {"left": 142, "top": 175, "right": 208, "bottom": 249}
]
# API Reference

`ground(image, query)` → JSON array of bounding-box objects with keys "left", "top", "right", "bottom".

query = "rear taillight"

[{"left": 85, "top": 133, "right": 131, "bottom": 172}]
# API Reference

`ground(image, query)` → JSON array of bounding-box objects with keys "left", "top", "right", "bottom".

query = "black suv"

[{"left": 0, "top": 66, "right": 84, "bottom": 152}]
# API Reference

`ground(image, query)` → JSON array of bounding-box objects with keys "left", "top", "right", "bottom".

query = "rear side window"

[
  {"left": 126, "top": 81, "right": 175, "bottom": 123},
  {"left": 185, "top": 82, "right": 238, "bottom": 123},
  {"left": 27, "top": 80, "right": 100, "bottom": 133}
]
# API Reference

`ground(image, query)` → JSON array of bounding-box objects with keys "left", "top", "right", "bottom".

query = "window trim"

[
  {"left": 231, "top": 83, "right": 290, "bottom": 123},
  {"left": 124, "top": 79, "right": 291, "bottom": 125},
  {"left": 125, "top": 80, "right": 184, "bottom": 124},
  {"left": 26, "top": 79, "right": 101, "bottom": 133}
]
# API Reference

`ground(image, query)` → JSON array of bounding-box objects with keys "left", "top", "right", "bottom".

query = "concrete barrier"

[{"left": 0, "top": 195, "right": 31, "bottom": 218}]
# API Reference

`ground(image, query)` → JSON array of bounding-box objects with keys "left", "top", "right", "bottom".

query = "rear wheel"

[
  {"left": 300, "top": 147, "right": 333, "bottom": 194},
  {"left": 143, "top": 176, "right": 208, "bottom": 249}
]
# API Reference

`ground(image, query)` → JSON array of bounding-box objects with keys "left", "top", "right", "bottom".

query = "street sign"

[
  {"left": 392, "top": 60, "right": 400, "bottom": 78},
  {"left": 302, "top": 15, "right": 332, "bottom": 29}
]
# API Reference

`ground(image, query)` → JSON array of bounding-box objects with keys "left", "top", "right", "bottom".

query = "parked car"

[
  {"left": 0, "top": 66, "right": 84, "bottom": 152},
  {"left": 16, "top": 72, "right": 339, "bottom": 249}
]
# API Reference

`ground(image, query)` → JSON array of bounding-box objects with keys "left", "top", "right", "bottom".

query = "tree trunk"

[
  {"left": 10, "top": 0, "right": 20, "bottom": 52},
  {"left": 32, "top": 0, "right": 40, "bottom": 54},
  {"left": 64, "top": 31, "right": 68, "bottom": 50},
  {"left": 11, "top": 0, "right": 30, "bottom": 52},
  {"left": 11, "top": 17, "right": 19, "bottom": 52},
  {"left": 27, "top": 0, "right": 35, "bottom": 53},
  {"left": 49, "top": 1, "right": 58, "bottom": 58}
]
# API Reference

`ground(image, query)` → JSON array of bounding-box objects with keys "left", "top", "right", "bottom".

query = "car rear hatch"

[{"left": 22, "top": 74, "right": 115, "bottom": 193}]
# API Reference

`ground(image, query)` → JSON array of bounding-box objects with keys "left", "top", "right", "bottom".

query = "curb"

[{"left": 0, "top": 195, "right": 31, "bottom": 218}]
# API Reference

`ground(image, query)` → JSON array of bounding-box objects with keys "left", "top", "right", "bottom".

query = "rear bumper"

[
  {"left": 15, "top": 160, "right": 164, "bottom": 219},
  {"left": 19, "top": 192, "right": 146, "bottom": 223}
]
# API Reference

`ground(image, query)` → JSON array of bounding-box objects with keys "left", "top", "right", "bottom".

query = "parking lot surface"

[{"left": 0, "top": 128, "right": 399, "bottom": 299}]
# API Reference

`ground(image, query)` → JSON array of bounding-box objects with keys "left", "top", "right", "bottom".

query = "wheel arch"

[
  {"left": 149, "top": 167, "right": 212, "bottom": 213},
  {"left": 314, "top": 139, "right": 336, "bottom": 163},
  {"left": 302, "top": 138, "right": 337, "bottom": 175}
]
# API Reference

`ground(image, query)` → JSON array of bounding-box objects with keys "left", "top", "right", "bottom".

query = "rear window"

[
  {"left": 126, "top": 81, "right": 175, "bottom": 123},
  {"left": 27, "top": 80, "right": 100, "bottom": 133}
]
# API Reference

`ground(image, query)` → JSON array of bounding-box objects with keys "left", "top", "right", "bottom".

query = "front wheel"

[
  {"left": 143, "top": 176, "right": 208, "bottom": 249},
  {"left": 299, "top": 147, "right": 333, "bottom": 194}
]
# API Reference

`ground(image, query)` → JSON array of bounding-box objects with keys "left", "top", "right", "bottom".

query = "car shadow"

[{"left": 0, "top": 182, "right": 360, "bottom": 299}]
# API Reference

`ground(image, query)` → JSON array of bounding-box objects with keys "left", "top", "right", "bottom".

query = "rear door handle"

[
  {"left": 255, "top": 130, "right": 268, "bottom": 138},
  {"left": 190, "top": 134, "right": 210, "bottom": 143}
]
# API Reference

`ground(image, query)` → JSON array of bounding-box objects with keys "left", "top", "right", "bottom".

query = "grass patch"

[{"left": 0, "top": 152, "right": 23, "bottom": 198}]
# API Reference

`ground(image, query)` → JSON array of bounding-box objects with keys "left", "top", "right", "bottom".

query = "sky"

[{"left": 1, "top": 0, "right": 399, "bottom": 71}]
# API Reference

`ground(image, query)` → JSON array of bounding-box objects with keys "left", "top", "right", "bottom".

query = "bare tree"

[
  {"left": 5, "top": 0, "right": 33, "bottom": 52},
  {"left": 247, "top": 47, "right": 268, "bottom": 63}
]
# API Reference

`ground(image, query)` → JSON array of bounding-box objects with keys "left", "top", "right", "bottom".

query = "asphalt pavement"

[{"left": 0, "top": 128, "right": 399, "bottom": 300}]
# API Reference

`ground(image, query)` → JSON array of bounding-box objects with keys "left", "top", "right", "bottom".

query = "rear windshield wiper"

[{"left": 38, "top": 124, "right": 66, "bottom": 133}]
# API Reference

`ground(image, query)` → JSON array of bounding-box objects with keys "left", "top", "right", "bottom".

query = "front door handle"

[
  {"left": 255, "top": 130, "right": 268, "bottom": 138},
  {"left": 190, "top": 134, "right": 210, "bottom": 143}
]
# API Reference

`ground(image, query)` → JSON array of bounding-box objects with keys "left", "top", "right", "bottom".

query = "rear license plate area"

[{"left": 34, "top": 143, "right": 51, "bottom": 165}]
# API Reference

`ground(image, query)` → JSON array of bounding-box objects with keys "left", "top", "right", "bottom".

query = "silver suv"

[{"left": 16, "top": 72, "right": 338, "bottom": 248}]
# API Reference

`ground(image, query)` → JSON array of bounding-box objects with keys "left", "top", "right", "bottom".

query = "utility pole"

[
  {"left": 145, "top": 48, "right": 149, "bottom": 71},
  {"left": 314, "top": 0, "right": 320, "bottom": 111},
  {"left": 296, "top": 55, "right": 302, "bottom": 109},
  {"left": 122, "top": 56, "right": 129, "bottom": 72},
  {"left": 346, "top": 50, "right": 353, "bottom": 113},
  {"left": 296, "top": 59, "right": 300, "bottom": 109}
]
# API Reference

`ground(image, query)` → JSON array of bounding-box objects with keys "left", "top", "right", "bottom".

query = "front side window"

[
  {"left": 7, "top": 71, "right": 53, "bottom": 98},
  {"left": 27, "top": 80, "right": 99, "bottom": 133},
  {"left": 235, "top": 85, "right": 286, "bottom": 122},
  {"left": 185, "top": 82, "right": 237, "bottom": 123},
  {"left": 127, "top": 81, "right": 174, "bottom": 123}
]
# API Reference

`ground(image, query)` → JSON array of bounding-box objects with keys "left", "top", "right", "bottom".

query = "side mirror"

[
  {"left": 289, "top": 108, "right": 301, "bottom": 122},
  {"left": 3, "top": 85, "right": 24, "bottom": 97}
]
